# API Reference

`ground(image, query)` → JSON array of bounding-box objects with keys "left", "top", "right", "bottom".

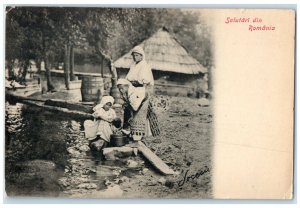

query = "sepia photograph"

[
  {"left": 4, "top": 4, "right": 296, "bottom": 201},
  {"left": 4, "top": 7, "right": 213, "bottom": 198}
]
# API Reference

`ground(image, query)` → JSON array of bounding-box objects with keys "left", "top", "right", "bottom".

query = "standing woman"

[
  {"left": 126, "top": 46, "right": 154, "bottom": 89},
  {"left": 121, "top": 46, "right": 160, "bottom": 141}
]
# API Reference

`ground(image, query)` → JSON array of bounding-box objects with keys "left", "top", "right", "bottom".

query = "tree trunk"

[
  {"left": 101, "top": 57, "right": 104, "bottom": 78},
  {"left": 110, "top": 64, "right": 118, "bottom": 87},
  {"left": 64, "top": 43, "right": 70, "bottom": 90},
  {"left": 42, "top": 30, "right": 55, "bottom": 92},
  {"left": 7, "top": 59, "right": 14, "bottom": 80},
  {"left": 20, "top": 60, "right": 29, "bottom": 85},
  {"left": 36, "top": 59, "right": 41, "bottom": 74},
  {"left": 45, "top": 56, "right": 55, "bottom": 92},
  {"left": 70, "top": 45, "right": 76, "bottom": 81}
]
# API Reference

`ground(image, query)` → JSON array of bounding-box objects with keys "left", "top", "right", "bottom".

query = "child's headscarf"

[
  {"left": 93, "top": 96, "right": 115, "bottom": 112},
  {"left": 99, "top": 96, "right": 114, "bottom": 107}
]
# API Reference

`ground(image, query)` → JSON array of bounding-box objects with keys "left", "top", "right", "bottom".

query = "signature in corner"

[{"left": 178, "top": 166, "right": 210, "bottom": 187}]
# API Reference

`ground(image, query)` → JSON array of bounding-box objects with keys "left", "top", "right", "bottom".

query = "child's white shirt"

[{"left": 93, "top": 106, "right": 116, "bottom": 122}]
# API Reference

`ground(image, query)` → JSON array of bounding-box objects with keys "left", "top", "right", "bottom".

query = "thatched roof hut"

[
  {"left": 114, "top": 27, "right": 209, "bottom": 97},
  {"left": 114, "top": 27, "right": 207, "bottom": 75}
]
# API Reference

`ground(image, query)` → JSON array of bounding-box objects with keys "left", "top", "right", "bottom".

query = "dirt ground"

[
  {"left": 56, "top": 95, "right": 213, "bottom": 199},
  {"left": 119, "top": 95, "right": 213, "bottom": 198},
  {"left": 5, "top": 91, "right": 213, "bottom": 199}
]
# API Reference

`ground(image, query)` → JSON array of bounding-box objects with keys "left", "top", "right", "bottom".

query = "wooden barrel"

[{"left": 81, "top": 77, "right": 104, "bottom": 102}]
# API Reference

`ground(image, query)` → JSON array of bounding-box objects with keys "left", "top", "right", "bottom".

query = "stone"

[
  {"left": 88, "top": 168, "right": 96, "bottom": 173},
  {"left": 78, "top": 144, "right": 90, "bottom": 152},
  {"left": 165, "top": 180, "right": 175, "bottom": 188},
  {"left": 126, "top": 159, "right": 138, "bottom": 168},
  {"left": 158, "top": 177, "right": 166, "bottom": 185},
  {"left": 112, "top": 169, "right": 121, "bottom": 176},
  {"left": 104, "top": 179, "right": 112, "bottom": 186},
  {"left": 67, "top": 147, "right": 81, "bottom": 156},
  {"left": 77, "top": 183, "right": 97, "bottom": 190},
  {"left": 99, "top": 184, "right": 123, "bottom": 198},
  {"left": 113, "top": 178, "right": 121, "bottom": 184},
  {"left": 133, "top": 148, "right": 138, "bottom": 156},
  {"left": 90, "top": 140, "right": 105, "bottom": 151},
  {"left": 142, "top": 168, "right": 149, "bottom": 175},
  {"left": 58, "top": 178, "right": 69, "bottom": 187},
  {"left": 120, "top": 176, "right": 129, "bottom": 183},
  {"left": 103, "top": 147, "right": 133, "bottom": 160},
  {"left": 197, "top": 98, "right": 210, "bottom": 107},
  {"left": 146, "top": 182, "right": 157, "bottom": 186}
]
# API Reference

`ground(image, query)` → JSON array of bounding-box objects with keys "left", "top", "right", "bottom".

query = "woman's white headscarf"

[
  {"left": 126, "top": 46, "right": 154, "bottom": 86},
  {"left": 131, "top": 46, "right": 145, "bottom": 61}
]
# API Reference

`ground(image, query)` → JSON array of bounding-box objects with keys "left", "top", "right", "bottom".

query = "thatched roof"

[{"left": 114, "top": 28, "right": 207, "bottom": 74}]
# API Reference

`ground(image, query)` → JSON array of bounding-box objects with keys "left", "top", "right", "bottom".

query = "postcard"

[{"left": 4, "top": 7, "right": 295, "bottom": 199}]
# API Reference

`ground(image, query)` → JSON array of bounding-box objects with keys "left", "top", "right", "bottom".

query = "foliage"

[{"left": 5, "top": 7, "right": 213, "bottom": 70}]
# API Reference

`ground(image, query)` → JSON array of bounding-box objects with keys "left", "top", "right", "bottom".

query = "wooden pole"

[
  {"left": 45, "top": 56, "right": 55, "bottom": 92},
  {"left": 70, "top": 45, "right": 76, "bottom": 81},
  {"left": 64, "top": 43, "right": 70, "bottom": 90},
  {"left": 101, "top": 56, "right": 104, "bottom": 78}
]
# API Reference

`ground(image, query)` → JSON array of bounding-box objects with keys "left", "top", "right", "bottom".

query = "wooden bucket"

[
  {"left": 69, "top": 80, "right": 82, "bottom": 90},
  {"left": 110, "top": 134, "right": 128, "bottom": 147},
  {"left": 81, "top": 77, "right": 104, "bottom": 102}
]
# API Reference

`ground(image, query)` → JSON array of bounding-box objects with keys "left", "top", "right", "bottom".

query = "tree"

[
  {"left": 6, "top": 7, "right": 59, "bottom": 90},
  {"left": 81, "top": 8, "right": 213, "bottom": 69},
  {"left": 6, "top": 7, "right": 213, "bottom": 88},
  {"left": 5, "top": 7, "right": 86, "bottom": 90}
]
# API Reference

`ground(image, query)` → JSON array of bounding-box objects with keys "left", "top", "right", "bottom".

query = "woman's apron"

[{"left": 128, "top": 84, "right": 160, "bottom": 140}]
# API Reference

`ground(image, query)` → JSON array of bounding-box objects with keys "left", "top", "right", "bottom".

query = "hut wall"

[
  {"left": 153, "top": 70, "right": 206, "bottom": 97},
  {"left": 40, "top": 71, "right": 75, "bottom": 91},
  {"left": 153, "top": 70, "right": 202, "bottom": 84}
]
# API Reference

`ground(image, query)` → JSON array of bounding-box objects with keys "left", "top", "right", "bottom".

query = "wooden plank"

[
  {"left": 6, "top": 92, "right": 47, "bottom": 102},
  {"left": 137, "top": 141, "right": 176, "bottom": 175},
  {"left": 6, "top": 85, "right": 41, "bottom": 97},
  {"left": 47, "top": 69, "right": 111, "bottom": 78},
  {"left": 44, "top": 99, "right": 92, "bottom": 113},
  {"left": 22, "top": 100, "right": 93, "bottom": 120},
  {"left": 155, "top": 83, "right": 194, "bottom": 89},
  {"left": 6, "top": 93, "right": 93, "bottom": 119}
]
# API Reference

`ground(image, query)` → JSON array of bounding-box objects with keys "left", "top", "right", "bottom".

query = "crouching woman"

[{"left": 90, "top": 96, "right": 121, "bottom": 151}]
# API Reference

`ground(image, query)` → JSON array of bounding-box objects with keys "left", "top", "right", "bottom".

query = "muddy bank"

[{"left": 120, "top": 96, "right": 213, "bottom": 198}]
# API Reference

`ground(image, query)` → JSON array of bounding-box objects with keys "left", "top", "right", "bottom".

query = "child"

[{"left": 91, "top": 96, "right": 118, "bottom": 151}]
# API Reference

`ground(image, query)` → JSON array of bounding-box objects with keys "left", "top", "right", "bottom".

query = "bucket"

[
  {"left": 110, "top": 134, "right": 128, "bottom": 147},
  {"left": 83, "top": 120, "right": 98, "bottom": 139},
  {"left": 81, "top": 77, "right": 105, "bottom": 102},
  {"left": 69, "top": 80, "right": 82, "bottom": 90}
]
